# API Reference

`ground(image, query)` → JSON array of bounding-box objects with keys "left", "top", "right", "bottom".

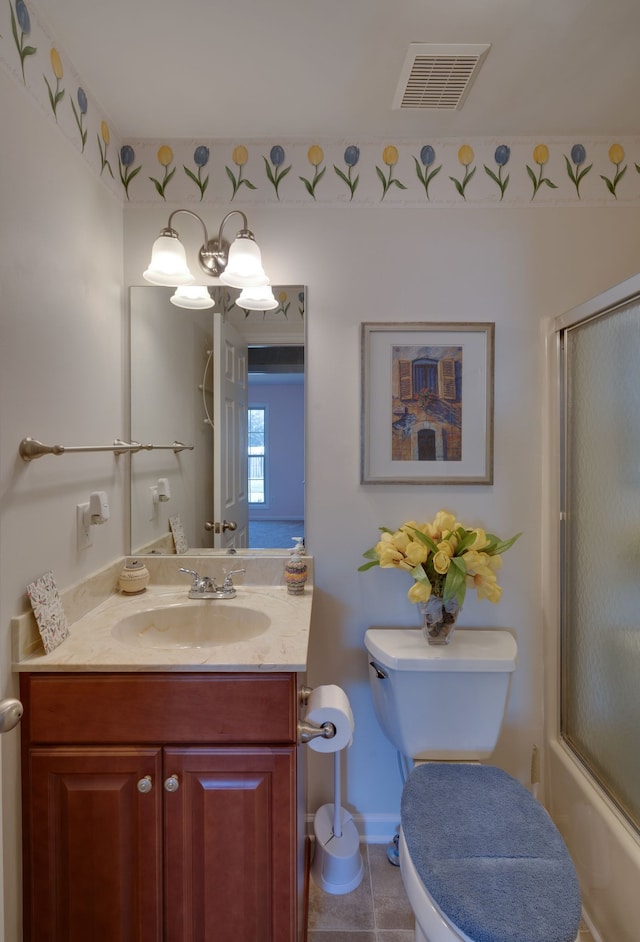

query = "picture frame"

[{"left": 360, "top": 322, "right": 495, "bottom": 485}]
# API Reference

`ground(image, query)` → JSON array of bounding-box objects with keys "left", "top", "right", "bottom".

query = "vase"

[{"left": 417, "top": 595, "right": 460, "bottom": 645}]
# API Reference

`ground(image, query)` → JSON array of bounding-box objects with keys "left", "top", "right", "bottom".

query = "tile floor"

[{"left": 308, "top": 844, "right": 597, "bottom": 942}]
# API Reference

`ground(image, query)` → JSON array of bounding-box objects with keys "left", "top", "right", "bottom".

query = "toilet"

[{"left": 364, "top": 627, "right": 582, "bottom": 942}]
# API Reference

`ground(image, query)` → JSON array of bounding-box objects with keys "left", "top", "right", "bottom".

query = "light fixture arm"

[{"left": 162, "top": 209, "right": 254, "bottom": 280}]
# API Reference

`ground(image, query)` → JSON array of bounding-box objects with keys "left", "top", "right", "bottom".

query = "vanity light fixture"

[
  {"left": 235, "top": 284, "right": 279, "bottom": 311},
  {"left": 143, "top": 209, "right": 269, "bottom": 289},
  {"left": 170, "top": 285, "right": 215, "bottom": 310}
]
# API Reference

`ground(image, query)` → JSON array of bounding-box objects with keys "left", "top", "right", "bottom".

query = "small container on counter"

[{"left": 118, "top": 559, "right": 150, "bottom": 594}]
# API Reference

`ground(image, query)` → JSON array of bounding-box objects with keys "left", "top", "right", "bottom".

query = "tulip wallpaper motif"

[{"left": 3, "top": 1, "right": 640, "bottom": 208}]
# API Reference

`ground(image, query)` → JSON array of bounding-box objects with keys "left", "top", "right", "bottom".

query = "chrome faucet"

[{"left": 179, "top": 567, "right": 246, "bottom": 599}]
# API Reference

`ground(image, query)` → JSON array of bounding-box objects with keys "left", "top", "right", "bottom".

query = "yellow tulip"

[
  {"left": 382, "top": 145, "right": 399, "bottom": 167},
  {"left": 458, "top": 145, "right": 474, "bottom": 166},
  {"left": 608, "top": 143, "right": 625, "bottom": 165},
  {"left": 533, "top": 144, "right": 549, "bottom": 165},
  {"left": 307, "top": 145, "right": 324, "bottom": 167},
  {"left": 101, "top": 121, "right": 110, "bottom": 145},
  {"left": 278, "top": 291, "right": 288, "bottom": 303},
  {"left": 431, "top": 510, "right": 458, "bottom": 539},
  {"left": 468, "top": 528, "right": 490, "bottom": 551},
  {"left": 433, "top": 551, "right": 452, "bottom": 575},
  {"left": 408, "top": 581, "right": 432, "bottom": 603},
  {"left": 50, "top": 48, "right": 63, "bottom": 79},
  {"left": 405, "top": 540, "right": 428, "bottom": 567},
  {"left": 233, "top": 145, "right": 248, "bottom": 167},
  {"left": 157, "top": 145, "right": 173, "bottom": 167},
  {"left": 464, "top": 551, "right": 502, "bottom": 602}
]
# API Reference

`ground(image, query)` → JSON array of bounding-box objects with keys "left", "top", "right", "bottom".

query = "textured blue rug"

[{"left": 248, "top": 519, "right": 304, "bottom": 549}]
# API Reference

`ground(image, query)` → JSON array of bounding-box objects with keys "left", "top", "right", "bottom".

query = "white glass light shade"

[
  {"left": 170, "top": 286, "right": 215, "bottom": 309},
  {"left": 219, "top": 236, "right": 269, "bottom": 288},
  {"left": 235, "top": 285, "right": 278, "bottom": 311},
  {"left": 143, "top": 234, "right": 195, "bottom": 286}
]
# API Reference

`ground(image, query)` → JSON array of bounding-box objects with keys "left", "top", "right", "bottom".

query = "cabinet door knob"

[
  {"left": 137, "top": 775, "right": 153, "bottom": 794},
  {"left": 164, "top": 774, "right": 180, "bottom": 793}
]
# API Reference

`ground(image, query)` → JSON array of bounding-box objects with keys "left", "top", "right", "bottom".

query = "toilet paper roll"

[{"left": 304, "top": 684, "right": 354, "bottom": 753}]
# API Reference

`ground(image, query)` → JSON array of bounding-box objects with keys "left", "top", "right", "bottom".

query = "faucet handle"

[
  {"left": 179, "top": 567, "right": 200, "bottom": 586},
  {"left": 222, "top": 568, "right": 246, "bottom": 587}
]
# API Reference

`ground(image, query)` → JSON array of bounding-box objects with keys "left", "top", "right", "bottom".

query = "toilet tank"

[{"left": 364, "top": 628, "right": 517, "bottom": 761}]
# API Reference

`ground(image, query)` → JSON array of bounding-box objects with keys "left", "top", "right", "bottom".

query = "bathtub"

[{"left": 546, "top": 738, "right": 640, "bottom": 941}]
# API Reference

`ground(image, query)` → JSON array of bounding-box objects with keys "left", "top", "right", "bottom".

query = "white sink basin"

[{"left": 112, "top": 602, "right": 271, "bottom": 649}]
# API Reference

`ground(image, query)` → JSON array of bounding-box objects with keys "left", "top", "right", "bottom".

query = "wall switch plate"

[{"left": 77, "top": 503, "right": 92, "bottom": 549}]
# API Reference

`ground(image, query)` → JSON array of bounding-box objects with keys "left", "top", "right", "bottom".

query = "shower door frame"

[{"left": 543, "top": 272, "right": 640, "bottom": 942}]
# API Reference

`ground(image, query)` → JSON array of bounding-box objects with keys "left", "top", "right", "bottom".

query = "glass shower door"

[{"left": 561, "top": 297, "right": 640, "bottom": 831}]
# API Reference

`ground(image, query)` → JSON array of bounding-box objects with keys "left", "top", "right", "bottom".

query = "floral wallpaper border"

[{"left": 3, "top": 1, "right": 640, "bottom": 208}]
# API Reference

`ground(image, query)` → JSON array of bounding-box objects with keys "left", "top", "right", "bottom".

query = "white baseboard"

[{"left": 306, "top": 811, "right": 399, "bottom": 845}]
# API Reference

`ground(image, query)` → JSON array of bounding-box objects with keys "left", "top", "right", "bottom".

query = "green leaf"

[
  {"left": 392, "top": 179, "right": 407, "bottom": 190},
  {"left": 484, "top": 533, "right": 522, "bottom": 556},
  {"left": 183, "top": 167, "right": 199, "bottom": 185},
  {"left": 357, "top": 559, "right": 380, "bottom": 572},
  {"left": 149, "top": 176, "right": 164, "bottom": 197},
  {"left": 484, "top": 166, "right": 501, "bottom": 186},
  {"left": 450, "top": 176, "right": 465, "bottom": 198},
  {"left": 241, "top": 179, "right": 257, "bottom": 190},
  {"left": 413, "top": 157, "right": 426, "bottom": 185},
  {"left": 542, "top": 178, "right": 558, "bottom": 189},
  {"left": 300, "top": 176, "right": 315, "bottom": 198},
  {"left": 426, "top": 165, "right": 442, "bottom": 184},
  {"left": 600, "top": 174, "right": 616, "bottom": 196},
  {"left": 375, "top": 166, "right": 387, "bottom": 188},
  {"left": 408, "top": 528, "right": 439, "bottom": 555},
  {"left": 576, "top": 163, "right": 592, "bottom": 182},
  {"left": 564, "top": 155, "right": 577, "bottom": 184},
  {"left": 455, "top": 528, "right": 477, "bottom": 553},
  {"left": 361, "top": 546, "right": 379, "bottom": 560},
  {"left": 613, "top": 165, "right": 627, "bottom": 187},
  {"left": 333, "top": 166, "right": 350, "bottom": 186},
  {"left": 444, "top": 558, "right": 467, "bottom": 605},
  {"left": 263, "top": 157, "right": 276, "bottom": 186},
  {"left": 410, "top": 564, "right": 431, "bottom": 588},
  {"left": 526, "top": 165, "right": 537, "bottom": 186}
]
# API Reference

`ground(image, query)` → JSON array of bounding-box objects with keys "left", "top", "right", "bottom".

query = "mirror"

[{"left": 129, "top": 285, "right": 305, "bottom": 555}]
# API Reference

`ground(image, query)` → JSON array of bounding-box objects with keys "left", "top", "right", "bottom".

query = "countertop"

[{"left": 13, "top": 581, "right": 313, "bottom": 673}]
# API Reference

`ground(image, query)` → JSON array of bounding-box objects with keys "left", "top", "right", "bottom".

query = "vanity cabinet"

[{"left": 20, "top": 672, "right": 304, "bottom": 942}]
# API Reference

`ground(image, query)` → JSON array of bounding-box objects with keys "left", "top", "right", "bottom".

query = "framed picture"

[{"left": 361, "top": 322, "right": 494, "bottom": 485}]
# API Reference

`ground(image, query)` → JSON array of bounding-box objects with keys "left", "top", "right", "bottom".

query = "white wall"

[
  {"left": 0, "top": 70, "right": 124, "bottom": 940},
  {"left": 125, "top": 202, "right": 640, "bottom": 835}
]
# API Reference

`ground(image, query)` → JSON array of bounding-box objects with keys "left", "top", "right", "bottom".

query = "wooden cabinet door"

[
  {"left": 25, "top": 747, "right": 163, "bottom": 942},
  {"left": 163, "top": 746, "right": 297, "bottom": 942}
]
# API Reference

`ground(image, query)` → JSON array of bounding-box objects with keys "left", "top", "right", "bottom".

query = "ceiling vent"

[{"left": 392, "top": 43, "right": 491, "bottom": 111}]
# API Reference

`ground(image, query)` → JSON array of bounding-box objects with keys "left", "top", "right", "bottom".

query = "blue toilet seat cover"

[{"left": 401, "top": 763, "right": 582, "bottom": 942}]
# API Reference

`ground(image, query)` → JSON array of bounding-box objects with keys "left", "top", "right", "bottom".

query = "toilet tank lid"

[{"left": 364, "top": 628, "right": 517, "bottom": 672}]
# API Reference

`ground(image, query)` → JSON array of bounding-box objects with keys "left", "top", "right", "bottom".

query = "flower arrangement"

[{"left": 359, "top": 510, "right": 520, "bottom": 607}]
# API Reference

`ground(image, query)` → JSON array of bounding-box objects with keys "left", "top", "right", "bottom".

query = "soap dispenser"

[{"left": 283, "top": 537, "right": 307, "bottom": 595}]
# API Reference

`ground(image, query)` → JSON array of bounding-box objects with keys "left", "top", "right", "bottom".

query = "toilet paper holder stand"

[{"left": 298, "top": 685, "right": 337, "bottom": 744}]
